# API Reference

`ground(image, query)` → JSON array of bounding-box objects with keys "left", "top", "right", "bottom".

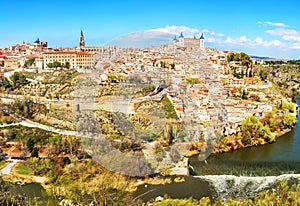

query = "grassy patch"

[
  {"left": 14, "top": 163, "right": 34, "bottom": 176},
  {"left": 161, "top": 94, "right": 178, "bottom": 119},
  {"left": 0, "top": 161, "right": 7, "bottom": 169}
]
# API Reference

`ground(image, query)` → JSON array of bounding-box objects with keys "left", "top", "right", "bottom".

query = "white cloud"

[
  {"left": 268, "top": 40, "right": 284, "bottom": 47},
  {"left": 258, "top": 21, "right": 288, "bottom": 27},
  {"left": 223, "top": 35, "right": 284, "bottom": 48},
  {"left": 224, "top": 36, "right": 249, "bottom": 44},
  {"left": 282, "top": 34, "right": 300, "bottom": 42},
  {"left": 225, "top": 37, "right": 233, "bottom": 44},
  {"left": 239, "top": 36, "right": 248, "bottom": 42},
  {"left": 255, "top": 37, "right": 264, "bottom": 44},
  {"left": 149, "top": 25, "right": 200, "bottom": 36},
  {"left": 266, "top": 28, "right": 297, "bottom": 36},
  {"left": 291, "top": 43, "right": 300, "bottom": 49},
  {"left": 149, "top": 26, "right": 219, "bottom": 39},
  {"left": 265, "top": 27, "right": 300, "bottom": 44},
  {"left": 205, "top": 38, "right": 214, "bottom": 43},
  {"left": 210, "top": 31, "right": 224, "bottom": 37},
  {"left": 251, "top": 37, "right": 284, "bottom": 47}
]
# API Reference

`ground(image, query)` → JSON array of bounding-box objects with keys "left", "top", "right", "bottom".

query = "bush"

[
  {"left": 282, "top": 102, "right": 295, "bottom": 113},
  {"left": 284, "top": 113, "right": 298, "bottom": 128}
]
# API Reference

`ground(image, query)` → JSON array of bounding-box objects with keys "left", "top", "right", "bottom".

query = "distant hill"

[
  {"left": 106, "top": 30, "right": 173, "bottom": 48},
  {"left": 250, "top": 55, "right": 288, "bottom": 61}
]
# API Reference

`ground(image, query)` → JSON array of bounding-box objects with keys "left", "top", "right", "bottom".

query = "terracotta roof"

[
  {"left": 77, "top": 52, "right": 92, "bottom": 55},
  {"left": 43, "top": 51, "right": 76, "bottom": 54}
]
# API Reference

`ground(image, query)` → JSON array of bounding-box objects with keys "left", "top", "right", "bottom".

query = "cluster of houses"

[{"left": 0, "top": 31, "right": 287, "bottom": 140}]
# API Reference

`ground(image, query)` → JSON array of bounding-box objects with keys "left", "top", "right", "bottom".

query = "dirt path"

[{"left": 0, "top": 159, "right": 20, "bottom": 175}]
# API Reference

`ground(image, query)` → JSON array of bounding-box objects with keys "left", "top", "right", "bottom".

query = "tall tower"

[
  {"left": 200, "top": 33, "right": 205, "bottom": 51},
  {"left": 178, "top": 32, "right": 184, "bottom": 47},
  {"left": 79, "top": 29, "right": 85, "bottom": 47}
]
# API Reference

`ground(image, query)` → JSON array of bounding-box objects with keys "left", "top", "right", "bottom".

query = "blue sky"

[{"left": 1, "top": 0, "right": 300, "bottom": 59}]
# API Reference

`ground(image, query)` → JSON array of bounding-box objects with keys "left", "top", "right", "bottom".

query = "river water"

[
  {"left": 9, "top": 182, "right": 47, "bottom": 199},
  {"left": 134, "top": 97, "right": 300, "bottom": 202}
]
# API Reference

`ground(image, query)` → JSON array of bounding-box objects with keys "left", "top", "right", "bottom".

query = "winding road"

[{"left": 0, "top": 159, "right": 20, "bottom": 175}]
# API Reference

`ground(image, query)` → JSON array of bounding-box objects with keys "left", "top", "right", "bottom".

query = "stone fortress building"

[{"left": 173, "top": 32, "right": 204, "bottom": 50}]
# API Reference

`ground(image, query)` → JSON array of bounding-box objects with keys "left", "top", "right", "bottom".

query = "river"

[
  {"left": 134, "top": 97, "right": 300, "bottom": 202},
  {"left": 10, "top": 98, "right": 300, "bottom": 203}
]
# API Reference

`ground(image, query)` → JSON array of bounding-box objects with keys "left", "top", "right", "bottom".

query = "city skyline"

[{"left": 1, "top": 0, "right": 300, "bottom": 59}]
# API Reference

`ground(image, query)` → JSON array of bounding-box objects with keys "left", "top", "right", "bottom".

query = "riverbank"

[{"left": 212, "top": 127, "right": 293, "bottom": 154}]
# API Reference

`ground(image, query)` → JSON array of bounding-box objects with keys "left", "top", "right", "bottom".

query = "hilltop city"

[{"left": 0, "top": 30, "right": 299, "bottom": 205}]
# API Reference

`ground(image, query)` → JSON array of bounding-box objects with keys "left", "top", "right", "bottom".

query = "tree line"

[
  {"left": 47, "top": 61, "right": 71, "bottom": 69},
  {"left": 0, "top": 72, "right": 29, "bottom": 91},
  {"left": 227, "top": 52, "right": 251, "bottom": 68}
]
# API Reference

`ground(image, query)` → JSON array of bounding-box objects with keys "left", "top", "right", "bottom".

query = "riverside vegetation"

[{"left": 150, "top": 180, "right": 300, "bottom": 206}]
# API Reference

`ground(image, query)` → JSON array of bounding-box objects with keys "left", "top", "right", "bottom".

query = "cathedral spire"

[
  {"left": 179, "top": 32, "right": 184, "bottom": 38},
  {"left": 200, "top": 33, "right": 204, "bottom": 39},
  {"left": 79, "top": 29, "right": 85, "bottom": 47}
]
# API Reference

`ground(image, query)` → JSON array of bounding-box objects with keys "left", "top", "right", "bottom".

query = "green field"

[
  {"left": 14, "top": 163, "right": 34, "bottom": 176},
  {"left": 0, "top": 161, "right": 7, "bottom": 169}
]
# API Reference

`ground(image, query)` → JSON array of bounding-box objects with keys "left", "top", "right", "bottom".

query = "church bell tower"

[{"left": 79, "top": 29, "right": 85, "bottom": 47}]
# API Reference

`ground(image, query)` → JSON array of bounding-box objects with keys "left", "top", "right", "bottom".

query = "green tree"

[
  {"left": 47, "top": 62, "right": 53, "bottom": 68},
  {"left": 282, "top": 102, "right": 295, "bottom": 113},
  {"left": 185, "top": 77, "right": 201, "bottom": 85},
  {"left": 64, "top": 62, "right": 71, "bottom": 69},
  {"left": 49, "top": 134, "right": 62, "bottom": 154},
  {"left": 241, "top": 116, "right": 275, "bottom": 145},
  {"left": 227, "top": 53, "right": 235, "bottom": 62},
  {"left": 233, "top": 53, "right": 240, "bottom": 61},
  {"left": 269, "top": 117, "right": 278, "bottom": 132},
  {"left": 170, "top": 63, "right": 175, "bottom": 69},
  {"left": 107, "top": 73, "right": 118, "bottom": 83},
  {"left": 249, "top": 69, "right": 253, "bottom": 77},
  {"left": 233, "top": 68, "right": 237, "bottom": 77},
  {"left": 167, "top": 124, "right": 174, "bottom": 145},
  {"left": 227, "top": 52, "right": 251, "bottom": 68},
  {"left": 53, "top": 61, "right": 61, "bottom": 69},
  {"left": 49, "top": 134, "right": 62, "bottom": 146},
  {"left": 242, "top": 89, "right": 248, "bottom": 99},
  {"left": 258, "top": 125, "right": 274, "bottom": 142},
  {"left": 24, "top": 58, "right": 35, "bottom": 68},
  {"left": 0, "top": 77, "right": 12, "bottom": 89},
  {"left": 259, "top": 69, "right": 268, "bottom": 81},
  {"left": 11, "top": 72, "right": 29, "bottom": 88},
  {"left": 240, "top": 52, "right": 251, "bottom": 67},
  {"left": 31, "top": 147, "right": 39, "bottom": 157},
  {"left": 0, "top": 148, "right": 3, "bottom": 160},
  {"left": 47, "top": 61, "right": 61, "bottom": 69},
  {"left": 284, "top": 113, "right": 297, "bottom": 128},
  {"left": 26, "top": 137, "right": 35, "bottom": 152}
]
